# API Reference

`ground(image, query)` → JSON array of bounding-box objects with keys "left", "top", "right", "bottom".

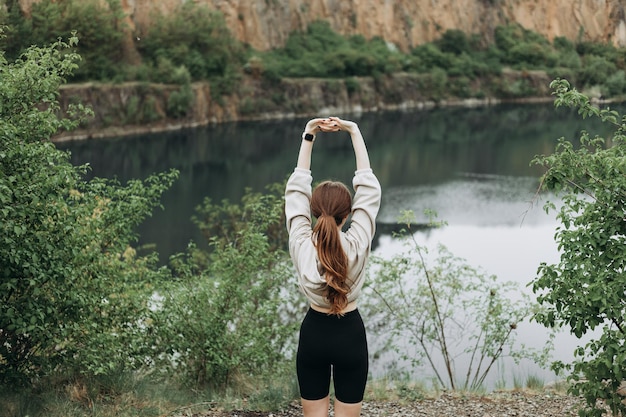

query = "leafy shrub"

[
  {"left": 166, "top": 83, "right": 194, "bottom": 119},
  {"left": 576, "top": 54, "right": 618, "bottom": 87},
  {"left": 409, "top": 43, "right": 454, "bottom": 72},
  {"left": 602, "top": 69, "right": 626, "bottom": 97},
  {"left": 345, "top": 77, "right": 361, "bottom": 94},
  {"left": 0, "top": 0, "right": 126, "bottom": 81},
  {"left": 363, "top": 211, "right": 550, "bottom": 391},
  {"left": 495, "top": 23, "right": 556, "bottom": 68},
  {"left": 576, "top": 41, "right": 620, "bottom": 63},
  {"left": 435, "top": 29, "right": 472, "bottom": 55},
  {"left": 137, "top": 1, "right": 245, "bottom": 96},
  {"left": 0, "top": 37, "right": 178, "bottom": 385},
  {"left": 408, "top": 32, "right": 501, "bottom": 79},
  {"left": 149, "top": 185, "right": 301, "bottom": 388},
  {"left": 261, "top": 21, "right": 402, "bottom": 79},
  {"left": 152, "top": 56, "right": 192, "bottom": 85},
  {"left": 552, "top": 36, "right": 582, "bottom": 71},
  {"left": 531, "top": 78, "right": 626, "bottom": 417}
]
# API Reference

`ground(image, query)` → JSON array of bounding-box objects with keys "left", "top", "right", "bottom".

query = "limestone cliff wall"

[
  {"left": 115, "top": 0, "right": 626, "bottom": 51},
  {"left": 17, "top": 0, "right": 626, "bottom": 52}
]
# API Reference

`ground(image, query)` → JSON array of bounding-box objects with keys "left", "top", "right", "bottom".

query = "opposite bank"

[{"left": 53, "top": 70, "right": 553, "bottom": 142}]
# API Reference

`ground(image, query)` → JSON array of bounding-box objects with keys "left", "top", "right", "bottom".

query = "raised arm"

[{"left": 296, "top": 118, "right": 329, "bottom": 170}]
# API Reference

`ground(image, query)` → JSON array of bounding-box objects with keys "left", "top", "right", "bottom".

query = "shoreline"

[{"left": 52, "top": 96, "right": 558, "bottom": 143}]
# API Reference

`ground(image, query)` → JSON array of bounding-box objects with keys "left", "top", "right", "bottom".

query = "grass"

[{"left": 0, "top": 371, "right": 570, "bottom": 417}]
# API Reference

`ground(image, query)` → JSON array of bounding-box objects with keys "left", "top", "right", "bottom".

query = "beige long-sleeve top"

[{"left": 285, "top": 167, "right": 382, "bottom": 309}]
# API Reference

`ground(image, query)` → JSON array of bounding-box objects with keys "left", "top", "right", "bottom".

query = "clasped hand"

[{"left": 305, "top": 116, "right": 357, "bottom": 134}]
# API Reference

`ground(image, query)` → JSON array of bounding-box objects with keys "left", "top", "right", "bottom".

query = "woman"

[{"left": 284, "top": 116, "right": 382, "bottom": 417}]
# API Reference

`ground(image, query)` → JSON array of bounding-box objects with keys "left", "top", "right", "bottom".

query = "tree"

[
  {"left": 0, "top": 34, "right": 178, "bottom": 385},
  {"left": 531, "top": 79, "right": 626, "bottom": 416}
]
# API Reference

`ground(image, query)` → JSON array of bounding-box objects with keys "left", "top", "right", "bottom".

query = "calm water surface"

[{"left": 59, "top": 102, "right": 618, "bottom": 387}]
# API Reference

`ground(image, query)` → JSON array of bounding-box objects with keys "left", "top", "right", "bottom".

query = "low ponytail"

[{"left": 311, "top": 181, "right": 353, "bottom": 315}]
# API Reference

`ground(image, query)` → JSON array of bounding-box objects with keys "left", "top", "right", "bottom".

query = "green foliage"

[
  {"left": 602, "top": 70, "right": 626, "bottom": 97},
  {"left": 407, "top": 31, "right": 500, "bottom": 78},
  {"left": 192, "top": 183, "right": 289, "bottom": 255},
  {"left": 531, "top": 78, "right": 626, "bottom": 417},
  {"left": 137, "top": 2, "right": 245, "bottom": 96},
  {"left": 577, "top": 54, "right": 618, "bottom": 88},
  {"left": 494, "top": 23, "right": 558, "bottom": 68},
  {"left": 149, "top": 185, "right": 301, "bottom": 388},
  {"left": 344, "top": 77, "right": 361, "bottom": 94},
  {"left": 166, "top": 83, "right": 194, "bottom": 119},
  {"left": 363, "top": 210, "right": 550, "bottom": 391},
  {"left": 0, "top": 37, "right": 178, "bottom": 385},
  {"left": 553, "top": 36, "right": 582, "bottom": 70},
  {"left": 0, "top": 0, "right": 126, "bottom": 81},
  {"left": 260, "top": 21, "right": 403, "bottom": 79},
  {"left": 436, "top": 29, "right": 472, "bottom": 55}
]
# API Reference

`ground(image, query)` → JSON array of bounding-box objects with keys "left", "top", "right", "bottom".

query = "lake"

[{"left": 58, "top": 101, "right": 618, "bottom": 388}]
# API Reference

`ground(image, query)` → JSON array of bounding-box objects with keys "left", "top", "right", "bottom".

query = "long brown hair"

[{"left": 310, "top": 181, "right": 352, "bottom": 315}]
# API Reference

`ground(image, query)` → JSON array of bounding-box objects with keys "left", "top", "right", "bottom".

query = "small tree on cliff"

[
  {"left": 531, "top": 79, "right": 626, "bottom": 417},
  {"left": 0, "top": 34, "right": 178, "bottom": 385}
]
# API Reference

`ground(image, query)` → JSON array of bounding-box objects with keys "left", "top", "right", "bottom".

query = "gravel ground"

[{"left": 171, "top": 390, "right": 587, "bottom": 417}]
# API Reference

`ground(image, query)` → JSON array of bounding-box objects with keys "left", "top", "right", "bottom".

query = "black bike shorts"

[{"left": 296, "top": 307, "right": 369, "bottom": 404}]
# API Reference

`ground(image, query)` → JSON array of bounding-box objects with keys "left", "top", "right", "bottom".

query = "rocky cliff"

[{"left": 17, "top": 0, "right": 626, "bottom": 52}]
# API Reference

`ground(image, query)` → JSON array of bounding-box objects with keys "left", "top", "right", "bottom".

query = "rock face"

[
  {"left": 115, "top": 0, "right": 626, "bottom": 52},
  {"left": 17, "top": 0, "right": 626, "bottom": 52}
]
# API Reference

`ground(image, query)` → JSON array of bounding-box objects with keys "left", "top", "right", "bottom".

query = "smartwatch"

[{"left": 302, "top": 132, "right": 315, "bottom": 142}]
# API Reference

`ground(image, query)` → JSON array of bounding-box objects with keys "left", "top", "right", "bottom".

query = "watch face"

[{"left": 304, "top": 133, "right": 315, "bottom": 141}]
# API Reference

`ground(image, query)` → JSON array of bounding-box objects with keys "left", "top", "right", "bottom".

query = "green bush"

[
  {"left": 435, "top": 29, "right": 472, "bottom": 55},
  {"left": 166, "top": 83, "right": 194, "bottom": 119},
  {"left": 149, "top": 185, "right": 301, "bottom": 388},
  {"left": 260, "top": 21, "right": 402, "bottom": 79},
  {"left": 363, "top": 211, "right": 550, "bottom": 391},
  {"left": 0, "top": 36, "right": 178, "bottom": 385},
  {"left": 408, "top": 31, "right": 501, "bottom": 79},
  {"left": 345, "top": 77, "right": 361, "bottom": 94},
  {"left": 553, "top": 36, "right": 581, "bottom": 81},
  {"left": 531, "top": 79, "right": 626, "bottom": 417},
  {"left": 494, "top": 23, "right": 556, "bottom": 68},
  {"left": 409, "top": 43, "right": 454, "bottom": 72},
  {"left": 137, "top": 1, "right": 245, "bottom": 96},
  {"left": 0, "top": 0, "right": 126, "bottom": 81},
  {"left": 576, "top": 54, "right": 618, "bottom": 87},
  {"left": 602, "top": 69, "right": 626, "bottom": 97}
]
